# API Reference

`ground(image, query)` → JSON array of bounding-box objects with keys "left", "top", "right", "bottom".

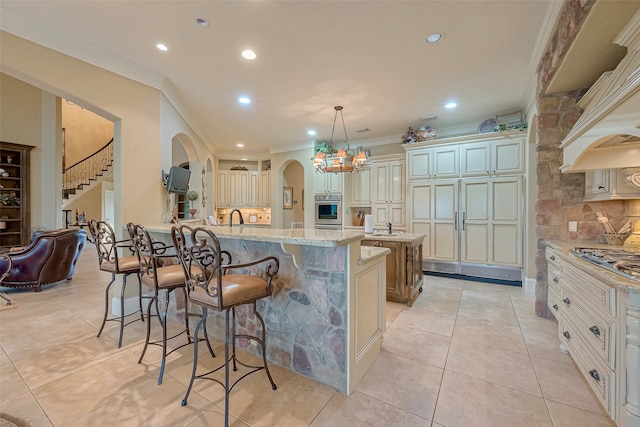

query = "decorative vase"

[{"left": 189, "top": 208, "right": 197, "bottom": 218}]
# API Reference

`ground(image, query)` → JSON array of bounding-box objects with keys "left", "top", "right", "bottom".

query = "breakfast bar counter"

[{"left": 145, "top": 224, "right": 389, "bottom": 394}]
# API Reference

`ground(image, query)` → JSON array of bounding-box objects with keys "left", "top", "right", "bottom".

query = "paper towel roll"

[{"left": 364, "top": 214, "right": 374, "bottom": 233}]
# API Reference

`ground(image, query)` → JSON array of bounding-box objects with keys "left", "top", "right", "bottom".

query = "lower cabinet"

[
  {"left": 546, "top": 244, "right": 640, "bottom": 427},
  {"left": 361, "top": 239, "right": 423, "bottom": 306}
]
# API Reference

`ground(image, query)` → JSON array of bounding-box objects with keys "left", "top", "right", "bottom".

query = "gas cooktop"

[{"left": 571, "top": 247, "right": 640, "bottom": 281}]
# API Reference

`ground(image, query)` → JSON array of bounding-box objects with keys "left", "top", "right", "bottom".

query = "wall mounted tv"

[{"left": 165, "top": 166, "right": 191, "bottom": 194}]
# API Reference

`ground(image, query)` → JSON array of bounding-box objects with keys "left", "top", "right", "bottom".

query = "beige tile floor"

[{"left": 0, "top": 250, "right": 616, "bottom": 427}]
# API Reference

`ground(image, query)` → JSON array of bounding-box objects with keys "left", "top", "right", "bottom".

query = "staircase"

[{"left": 63, "top": 139, "right": 114, "bottom": 199}]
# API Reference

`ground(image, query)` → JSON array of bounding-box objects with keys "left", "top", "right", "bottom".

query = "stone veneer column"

[{"left": 534, "top": 92, "right": 583, "bottom": 318}]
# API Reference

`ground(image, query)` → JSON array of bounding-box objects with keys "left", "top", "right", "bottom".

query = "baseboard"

[{"left": 524, "top": 277, "right": 536, "bottom": 293}]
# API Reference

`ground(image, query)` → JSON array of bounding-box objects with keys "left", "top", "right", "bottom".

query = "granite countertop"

[
  {"left": 359, "top": 246, "right": 391, "bottom": 265},
  {"left": 361, "top": 231, "right": 425, "bottom": 244},
  {"left": 144, "top": 223, "right": 365, "bottom": 247},
  {"left": 546, "top": 240, "right": 640, "bottom": 293}
]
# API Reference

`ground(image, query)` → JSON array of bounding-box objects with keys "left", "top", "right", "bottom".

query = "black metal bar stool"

[
  {"left": 130, "top": 223, "right": 196, "bottom": 385},
  {"left": 88, "top": 220, "right": 143, "bottom": 348},
  {"left": 171, "top": 225, "right": 279, "bottom": 427}
]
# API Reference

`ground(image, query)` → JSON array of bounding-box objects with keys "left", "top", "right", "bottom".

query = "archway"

[{"left": 282, "top": 160, "right": 305, "bottom": 228}]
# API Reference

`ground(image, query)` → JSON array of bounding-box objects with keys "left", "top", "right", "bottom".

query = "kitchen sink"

[{"left": 370, "top": 232, "right": 398, "bottom": 237}]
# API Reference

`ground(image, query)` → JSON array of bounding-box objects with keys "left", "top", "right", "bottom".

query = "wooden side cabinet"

[
  {"left": 0, "top": 142, "right": 33, "bottom": 250},
  {"left": 361, "top": 238, "right": 423, "bottom": 306}
]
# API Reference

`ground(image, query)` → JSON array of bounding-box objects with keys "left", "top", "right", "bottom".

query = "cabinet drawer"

[
  {"left": 562, "top": 261, "right": 615, "bottom": 316},
  {"left": 560, "top": 287, "right": 615, "bottom": 368},
  {"left": 560, "top": 320, "right": 614, "bottom": 416},
  {"left": 548, "top": 285, "right": 561, "bottom": 317}
]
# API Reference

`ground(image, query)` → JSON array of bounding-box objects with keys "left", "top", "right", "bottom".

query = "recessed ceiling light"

[
  {"left": 156, "top": 43, "right": 168, "bottom": 51},
  {"left": 242, "top": 49, "right": 257, "bottom": 60},
  {"left": 307, "top": 130, "right": 317, "bottom": 136},
  {"left": 236, "top": 143, "right": 245, "bottom": 148},
  {"left": 445, "top": 102, "right": 457, "bottom": 109},
  {"left": 195, "top": 17, "right": 209, "bottom": 27},
  {"left": 426, "top": 33, "right": 443, "bottom": 44},
  {"left": 240, "top": 157, "right": 248, "bottom": 161},
  {"left": 238, "top": 96, "right": 251, "bottom": 104}
]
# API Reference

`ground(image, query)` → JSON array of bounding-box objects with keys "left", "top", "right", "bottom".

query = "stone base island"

[{"left": 145, "top": 224, "right": 392, "bottom": 394}]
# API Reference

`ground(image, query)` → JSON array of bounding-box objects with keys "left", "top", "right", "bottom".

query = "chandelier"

[{"left": 313, "top": 106, "right": 368, "bottom": 174}]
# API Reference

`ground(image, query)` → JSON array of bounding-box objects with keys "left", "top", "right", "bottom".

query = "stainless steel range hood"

[{"left": 560, "top": 10, "right": 640, "bottom": 172}]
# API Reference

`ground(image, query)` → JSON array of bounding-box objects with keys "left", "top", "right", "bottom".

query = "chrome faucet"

[
  {"left": 229, "top": 209, "right": 244, "bottom": 226},
  {"left": 387, "top": 222, "right": 392, "bottom": 234}
]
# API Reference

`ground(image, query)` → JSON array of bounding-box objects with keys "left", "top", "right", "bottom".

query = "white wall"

[{"left": 0, "top": 31, "right": 213, "bottom": 232}]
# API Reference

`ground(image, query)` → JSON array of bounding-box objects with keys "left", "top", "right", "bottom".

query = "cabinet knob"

[
  {"left": 552, "top": 304, "right": 558, "bottom": 310},
  {"left": 550, "top": 255, "right": 556, "bottom": 261},
  {"left": 562, "top": 297, "right": 570, "bottom": 305},
  {"left": 598, "top": 185, "right": 605, "bottom": 190},
  {"left": 589, "top": 325, "right": 601, "bottom": 336},
  {"left": 589, "top": 369, "right": 600, "bottom": 382},
  {"left": 553, "top": 277, "right": 558, "bottom": 283},
  {"left": 563, "top": 331, "right": 571, "bottom": 339}
]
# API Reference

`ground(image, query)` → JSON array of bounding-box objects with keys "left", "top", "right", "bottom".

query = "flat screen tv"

[{"left": 165, "top": 166, "right": 191, "bottom": 194}]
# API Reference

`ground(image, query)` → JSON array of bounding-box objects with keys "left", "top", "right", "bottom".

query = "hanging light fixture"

[{"left": 314, "top": 106, "right": 368, "bottom": 174}]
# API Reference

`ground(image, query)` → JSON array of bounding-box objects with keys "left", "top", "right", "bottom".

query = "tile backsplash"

[{"left": 216, "top": 208, "right": 271, "bottom": 225}]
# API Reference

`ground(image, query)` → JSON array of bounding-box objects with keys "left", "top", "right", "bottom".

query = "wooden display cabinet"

[{"left": 0, "top": 142, "right": 33, "bottom": 250}]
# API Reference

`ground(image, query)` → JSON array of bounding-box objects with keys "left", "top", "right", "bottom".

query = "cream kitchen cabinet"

[
  {"left": 407, "top": 145, "right": 459, "bottom": 180},
  {"left": 371, "top": 156, "right": 406, "bottom": 230},
  {"left": 352, "top": 167, "right": 372, "bottom": 205},
  {"left": 217, "top": 170, "right": 259, "bottom": 207},
  {"left": 259, "top": 170, "right": 271, "bottom": 207},
  {"left": 460, "top": 176, "right": 523, "bottom": 268},
  {"left": 460, "top": 137, "right": 525, "bottom": 177},
  {"left": 315, "top": 171, "right": 343, "bottom": 194},
  {"left": 584, "top": 168, "right": 640, "bottom": 201},
  {"left": 545, "top": 243, "right": 640, "bottom": 427},
  {"left": 373, "top": 158, "right": 405, "bottom": 204}
]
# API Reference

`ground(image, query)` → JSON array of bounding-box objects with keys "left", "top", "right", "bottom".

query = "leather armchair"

[{"left": 0, "top": 228, "right": 87, "bottom": 291}]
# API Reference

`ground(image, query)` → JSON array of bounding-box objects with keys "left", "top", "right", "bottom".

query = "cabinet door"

[
  {"left": 492, "top": 138, "right": 524, "bottom": 175},
  {"left": 327, "top": 172, "right": 343, "bottom": 193},
  {"left": 314, "top": 172, "right": 327, "bottom": 193},
  {"left": 387, "top": 160, "right": 405, "bottom": 203},
  {"left": 432, "top": 146, "right": 459, "bottom": 178},
  {"left": 408, "top": 183, "right": 431, "bottom": 259},
  {"left": 248, "top": 172, "right": 259, "bottom": 206},
  {"left": 408, "top": 149, "right": 431, "bottom": 180},
  {"left": 461, "top": 177, "right": 522, "bottom": 266},
  {"left": 259, "top": 171, "right": 271, "bottom": 206},
  {"left": 431, "top": 181, "right": 458, "bottom": 262},
  {"left": 228, "top": 172, "right": 240, "bottom": 206},
  {"left": 217, "top": 171, "right": 229, "bottom": 206},
  {"left": 389, "top": 204, "right": 406, "bottom": 229},
  {"left": 352, "top": 168, "right": 372, "bottom": 204},
  {"left": 373, "top": 204, "right": 389, "bottom": 227},
  {"left": 585, "top": 169, "right": 610, "bottom": 199},
  {"left": 373, "top": 163, "right": 390, "bottom": 204},
  {"left": 460, "top": 142, "right": 490, "bottom": 177}
]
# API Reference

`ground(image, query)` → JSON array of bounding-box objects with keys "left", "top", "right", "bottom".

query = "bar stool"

[
  {"left": 171, "top": 225, "right": 279, "bottom": 427},
  {"left": 88, "top": 220, "right": 143, "bottom": 348},
  {"left": 130, "top": 223, "right": 194, "bottom": 385}
]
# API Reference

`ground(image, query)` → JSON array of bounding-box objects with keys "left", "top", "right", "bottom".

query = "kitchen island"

[
  {"left": 545, "top": 241, "right": 639, "bottom": 427},
  {"left": 361, "top": 232, "right": 424, "bottom": 306},
  {"left": 144, "top": 224, "right": 389, "bottom": 395}
]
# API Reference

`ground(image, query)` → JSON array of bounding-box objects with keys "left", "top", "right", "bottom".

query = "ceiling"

[{"left": 0, "top": 1, "right": 637, "bottom": 160}]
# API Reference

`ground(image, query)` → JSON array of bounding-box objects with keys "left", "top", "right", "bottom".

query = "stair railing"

[{"left": 63, "top": 139, "right": 114, "bottom": 192}]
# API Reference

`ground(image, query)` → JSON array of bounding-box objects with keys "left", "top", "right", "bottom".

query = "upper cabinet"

[
  {"left": 460, "top": 137, "right": 525, "bottom": 177},
  {"left": 406, "top": 133, "right": 525, "bottom": 180},
  {"left": 314, "top": 171, "right": 343, "bottom": 194},
  {"left": 0, "top": 142, "right": 33, "bottom": 250},
  {"left": 408, "top": 145, "right": 459, "bottom": 180},
  {"left": 373, "top": 159, "right": 405, "bottom": 204},
  {"left": 259, "top": 171, "right": 271, "bottom": 207},
  {"left": 217, "top": 170, "right": 259, "bottom": 207},
  {"left": 584, "top": 168, "right": 640, "bottom": 201},
  {"left": 352, "top": 167, "right": 372, "bottom": 205}
]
